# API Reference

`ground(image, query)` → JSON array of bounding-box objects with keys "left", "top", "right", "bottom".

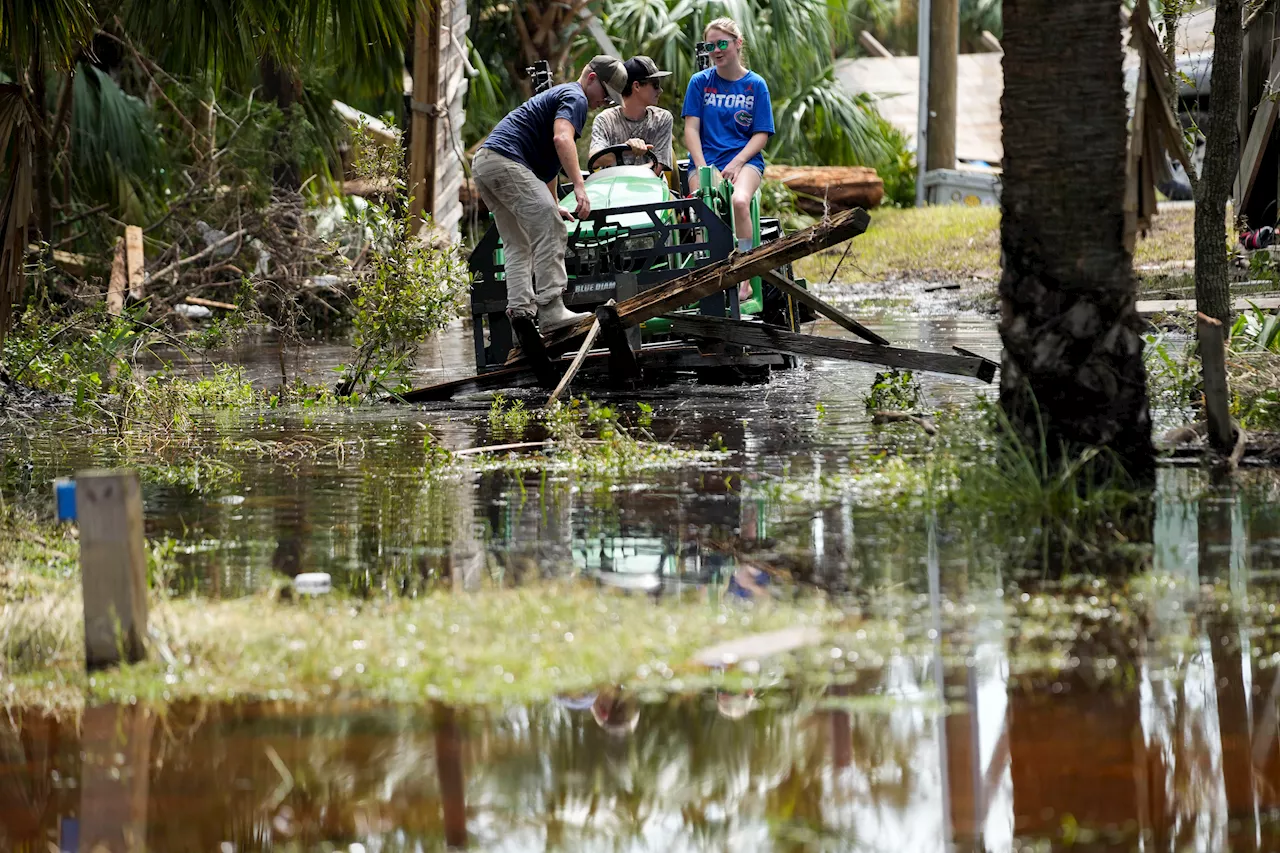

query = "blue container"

[{"left": 54, "top": 478, "right": 76, "bottom": 522}]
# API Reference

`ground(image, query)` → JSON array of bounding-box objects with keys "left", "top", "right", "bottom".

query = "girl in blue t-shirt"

[{"left": 682, "top": 16, "right": 775, "bottom": 271}]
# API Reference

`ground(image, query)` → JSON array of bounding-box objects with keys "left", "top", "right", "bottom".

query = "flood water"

[{"left": 5, "top": 305, "right": 1280, "bottom": 851}]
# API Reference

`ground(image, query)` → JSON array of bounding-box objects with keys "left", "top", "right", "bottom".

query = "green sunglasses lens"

[{"left": 715, "top": 39, "right": 730, "bottom": 50}]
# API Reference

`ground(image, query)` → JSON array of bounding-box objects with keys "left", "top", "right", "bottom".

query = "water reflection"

[{"left": 5, "top": 468, "right": 1280, "bottom": 851}]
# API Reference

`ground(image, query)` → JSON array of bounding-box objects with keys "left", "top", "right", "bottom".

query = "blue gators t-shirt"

[
  {"left": 682, "top": 69, "right": 774, "bottom": 173},
  {"left": 483, "top": 83, "right": 589, "bottom": 183}
]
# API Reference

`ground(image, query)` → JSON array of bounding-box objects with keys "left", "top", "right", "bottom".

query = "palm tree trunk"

[
  {"left": 1193, "top": 0, "right": 1242, "bottom": 326},
  {"left": 999, "top": 0, "right": 1154, "bottom": 482},
  {"left": 30, "top": 40, "right": 54, "bottom": 243},
  {"left": 260, "top": 53, "right": 302, "bottom": 189}
]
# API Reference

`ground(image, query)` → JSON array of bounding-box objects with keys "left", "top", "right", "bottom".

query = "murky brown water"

[{"left": 5, "top": 308, "right": 1280, "bottom": 850}]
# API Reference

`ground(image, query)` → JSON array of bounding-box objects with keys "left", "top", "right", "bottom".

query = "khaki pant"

[{"left": 472, "top": 148, "right": 568, "bottom": 317}]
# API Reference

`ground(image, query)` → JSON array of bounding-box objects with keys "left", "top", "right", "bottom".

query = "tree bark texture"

[
  {"left": 1194, "top": 0, "right": 1242, "bottom": 326},
  {"left": 30, "top": 41, "right": 54, "bottom": 243},
  {"left": 259, "top": 53, "right": 302, "bottom": 189},
  {"left": 999, "top": 0, "right": 1154, "bottom": 482}
]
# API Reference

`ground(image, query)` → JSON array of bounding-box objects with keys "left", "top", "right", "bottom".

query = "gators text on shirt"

[{"left": 681, "top": 68, "right": 774, "bottom": 173}]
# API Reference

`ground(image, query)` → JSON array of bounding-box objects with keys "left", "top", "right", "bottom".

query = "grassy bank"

[{"left": 797, "top": 203, "right": 1196, "bottom": 287}]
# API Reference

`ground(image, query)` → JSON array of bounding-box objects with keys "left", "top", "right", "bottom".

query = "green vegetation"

[{"left": 862, "top": 369, "right": 922, "bottom": 411}]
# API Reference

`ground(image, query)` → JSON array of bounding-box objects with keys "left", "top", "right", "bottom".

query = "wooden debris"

[
  {"left": 758, "top": 269, "right": 890, "bottom": 346},
  {"left": 667, "top": 313, "right": 997, "bottom": 381},
  {"left": 1123, "top": 0, "right": 1196, "bottom": 250},
  {"left": 107, "top": 236, "right": 127, "bottom": 316},
  {"left": 763, "top": 165, "right": 885, "bottom": 212},
  {"left": 547, "top": 316, "right": 603, "bottom": 407},
  {"left": 149, "top": 229, "right": 246, "bottom": 283},
  {"left": 1235, "top": 48, "right": 1280, "bottom": 213},
  {"left": 125, "top": 225, "right": 145, "bottom": 301},
  {"left": 184, "top": 296, "right": 237, "bottom": 311}
]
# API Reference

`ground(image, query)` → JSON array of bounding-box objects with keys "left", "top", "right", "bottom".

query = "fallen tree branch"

[{"left": 148, "top": 229, "right": 246, "bottom": 283}]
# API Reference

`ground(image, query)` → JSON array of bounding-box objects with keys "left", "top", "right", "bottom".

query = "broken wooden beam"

[
  {"left": 507, "top": 207, "right": 873, "bottom": 364},
  {"left": 665, "top": 314, "right": 996, "bottom": 382},
  {"left": 758, "top": 269, "right": 890, "bottom": 346},
  {"left": 547, "top": 315, "right": 603, "bottom": 407}
]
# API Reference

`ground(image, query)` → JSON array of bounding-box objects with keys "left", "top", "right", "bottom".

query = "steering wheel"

[{"left": 588, "top": 144, "right": 660, "bottom": 172}]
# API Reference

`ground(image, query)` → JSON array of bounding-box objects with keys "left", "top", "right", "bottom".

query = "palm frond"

[
  {"left": 772, "top": 71, "right": 898, "bottom": 166},
  {"left": 70, "top": 63, "right": 159, "bottom": 221},
  {"left": 0, "top": 0, "right": 97, "bottom": 71},
  {"left": 0, "top": 84, "right": 34, "bottom": 338}
]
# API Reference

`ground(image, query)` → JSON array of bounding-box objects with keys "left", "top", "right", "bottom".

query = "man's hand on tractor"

[
  {"left": 573, "top": 184, "right": 591, "bottom": 219},
  {"left": 626, "top": 137, "right": 651, "bottom": 157}
]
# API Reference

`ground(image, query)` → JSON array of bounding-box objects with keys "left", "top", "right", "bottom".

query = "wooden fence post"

[{"left": 76, "top": 470, "right": 148, "bottom": 670}]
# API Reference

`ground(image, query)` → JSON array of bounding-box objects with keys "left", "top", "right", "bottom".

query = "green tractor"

[{"left": 468, "top": 82, "right": 810, "bottom": 380}]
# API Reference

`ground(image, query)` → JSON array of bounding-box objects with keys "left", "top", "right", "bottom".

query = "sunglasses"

[
  {"left": 710, "top": 39, "right": 733, "bottom": 51},
  {"left": 641, "top": 79, "right": 662, "bottom": 90}
]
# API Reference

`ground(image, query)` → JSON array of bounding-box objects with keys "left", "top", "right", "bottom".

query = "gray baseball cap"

[{"left": 587, "top": 55, "right": 629, "bottom": 102}]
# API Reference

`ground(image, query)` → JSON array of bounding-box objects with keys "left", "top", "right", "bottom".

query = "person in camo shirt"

[{"left": 589, "top": 56, "right": 675, "bottom": 176}]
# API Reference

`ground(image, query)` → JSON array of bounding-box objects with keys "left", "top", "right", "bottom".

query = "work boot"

[{"left": 537, "top": 296, "right": 591, "bottom": 334}]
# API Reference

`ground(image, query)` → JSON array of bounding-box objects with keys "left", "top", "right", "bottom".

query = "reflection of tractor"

[{"left": 468, "top": 64, "right": 810, "bottom": 381}]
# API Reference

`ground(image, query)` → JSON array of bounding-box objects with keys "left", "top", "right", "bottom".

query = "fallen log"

[
  {"left": 764, "top": 166, "right": 885, "bottom": 212},
  {"left": 509, "top": 207, "right": 873, "bottom": 364},
  {"left": 666, "top": 313, "right": 996, "bottom": 382}
]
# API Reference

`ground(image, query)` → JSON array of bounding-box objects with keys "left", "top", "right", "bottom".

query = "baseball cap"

[
  {"left": 624, "top": 56, "right": 674, "bottom": 85},
  {"left": 587, "top": 55, "right": 629, "bottom": 102}
]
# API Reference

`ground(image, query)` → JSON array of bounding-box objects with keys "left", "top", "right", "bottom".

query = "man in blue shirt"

[{"left": 473, "top": 56, "right": 629, "bottom": 332}]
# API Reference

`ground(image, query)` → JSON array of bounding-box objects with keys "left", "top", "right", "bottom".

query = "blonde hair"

[{"left": 704, "top": 17, "right": 743, "bottom": 43}]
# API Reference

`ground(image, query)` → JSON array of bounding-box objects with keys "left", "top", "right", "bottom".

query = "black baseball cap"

[{"left": 624, "top": 56, "right": 674, "bottom": 86}]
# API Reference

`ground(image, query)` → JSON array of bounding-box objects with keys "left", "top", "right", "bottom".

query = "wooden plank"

[
  {"left": 546, "top": 316, "right": 603, "bottom": 406},
  {"left": 666, "top": 314, "right": 996, "bottom": 381},
  {"left": 1138, "top": 296, "right": 1280, "bottom": 316},
  {"left": 1197, "top": 312, "right": 1235, "bottom": 451},
  {"left": 76, "top": 470, "right": 148, "bottom": 670},
  {"left": 124, "top": 225, "right": 145, "bottom": 300},
  {"left": 510, "top": 207, "right": 873, "bottom": 363},
  {"left": 758, "top": 269, "right": 890, "bottom": 346},
  {"left": 1235, "top": 48, "right": 1280, "bottom": 211},
  {"left": 107, "top": 236, "right": 126, "bottom": 316}
]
